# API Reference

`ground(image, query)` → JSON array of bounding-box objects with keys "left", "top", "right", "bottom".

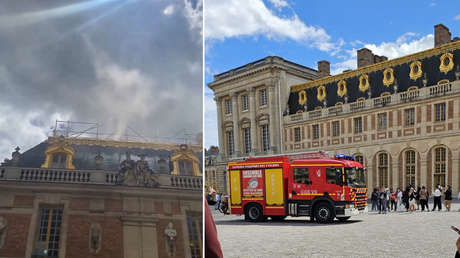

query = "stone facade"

[
  {"left": 208, "top": 56, "right": 318, "bottom": 193},
  {"left": 0, "top": 137, "right": 203, "bottom": 258},
  {"left": 208, "top": 24, "right": 460, "bottom": 197},
  {"left": 284, "top": 81, "right": 460, "bottom": 194}
]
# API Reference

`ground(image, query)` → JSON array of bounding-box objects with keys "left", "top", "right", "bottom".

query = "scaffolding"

[{"left": 50, "top": 120, "right": 199, "bottom": 145}]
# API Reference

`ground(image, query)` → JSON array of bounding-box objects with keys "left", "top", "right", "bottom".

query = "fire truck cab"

[{"left": 227, "top": 153, "right": 367, "bottom": 223}]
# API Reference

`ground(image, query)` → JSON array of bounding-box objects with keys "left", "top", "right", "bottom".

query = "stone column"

[
  {"left": 420, "top": 156, "right": 428, "bottom": 190},
  {"left": 231, "top": 92, "right": 240, "bottom": 157},
  {"left": 268, "top": 85, "right": 276, "bottom": 154},
  {"left": 215, "top": 96, "right": 225, "bottom": 156},
  {"left": 249, "top": 87, "right": 257, "bottom": 154}
]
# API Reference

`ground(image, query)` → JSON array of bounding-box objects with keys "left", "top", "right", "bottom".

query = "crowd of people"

[{"left": 370, "top": 184, "right": 458, "bottom": 213}]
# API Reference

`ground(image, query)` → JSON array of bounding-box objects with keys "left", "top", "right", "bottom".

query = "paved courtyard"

[{"left": 212, "top": 202, "right": 460, "bottom": 257}]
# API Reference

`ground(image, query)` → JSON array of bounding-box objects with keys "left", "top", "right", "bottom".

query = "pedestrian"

[
  {"left": 432, "top": 184, "right": 442, "bottom": 211},
  {"left": 402, "top": 187, "right": 409, "bottom": 211},
  {"left": 408, "top": 188, "right": 416, "bottom": 211},
  {"left": 444, "top": 185, "right": 452, "bottom": 212},
  {"left": 416, "top": 187, "right": 421, "bottom": 210},
  {"left": 215, "top": 192, "right": 221, "bottom": 210},
  {"left": 371, "top": 188, "right": 379, "bottom": 211},
  {"left": 379, "top": 187, "right": 387, "bottom": 214},
  {"left": 390, "top": 188, "right": 396, "bottom": 211},
  {"left": 396, "top": 188, "right": 404, "bottom": 211},
  {"left": 385, "top": 188, "right": 390, "bottom": 211},
  {"left": 419, "top": 186, "right": 429, "bottom": 211}
]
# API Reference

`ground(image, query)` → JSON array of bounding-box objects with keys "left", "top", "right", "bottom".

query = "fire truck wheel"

[
  {"left": 270, "top": 216, "right": 286, "bottom": 221},
  {"left": 314, "top": 203, "right": 334, "bottom": 223},
  {"left": 245, "top": 204, "right": 264, "bottom": 222},
  {"left": 337, "top": 216, "right": 350, "bottom": 222}
]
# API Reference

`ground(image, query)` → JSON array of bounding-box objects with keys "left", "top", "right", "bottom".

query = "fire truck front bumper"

[{"left": 336, "top": 205, "right": 361, "bottom": 217}]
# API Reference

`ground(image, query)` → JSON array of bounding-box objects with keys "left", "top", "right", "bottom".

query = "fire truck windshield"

[{"left": 344, "top": 167, "right": 366, "bottom": 187}]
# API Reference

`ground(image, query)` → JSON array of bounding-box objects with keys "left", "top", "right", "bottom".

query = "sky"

[
  {"left": 0, "top": 0, "right": 203, "bottom": 159},
  {"left": 204, "top": 0, "right": 460, "bottom": 149}
]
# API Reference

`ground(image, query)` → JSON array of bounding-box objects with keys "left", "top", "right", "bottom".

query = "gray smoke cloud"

[{"left": 0, "top": 0, "right": 203, "bottom": 159}]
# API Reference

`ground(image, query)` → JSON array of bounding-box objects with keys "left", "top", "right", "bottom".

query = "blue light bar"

[{"left": 335, "top": 154, "right": 354, "bottom": 160}]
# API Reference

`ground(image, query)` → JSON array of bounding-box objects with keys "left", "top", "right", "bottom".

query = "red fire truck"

[{"left": 227, "top": 152, "right": 367, "bottom": 223}]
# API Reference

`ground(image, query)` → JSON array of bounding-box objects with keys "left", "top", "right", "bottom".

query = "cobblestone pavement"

[{"left": 212, "top": 203, "right": 460, "bottom": 257}]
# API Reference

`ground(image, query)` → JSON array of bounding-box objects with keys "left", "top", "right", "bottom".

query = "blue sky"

[{"left": 204, "top": 0, "right": 460, "bottom": 148}]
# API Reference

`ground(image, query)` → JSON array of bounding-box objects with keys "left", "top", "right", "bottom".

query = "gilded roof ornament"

[
  {"left": 409, "top": 61, "right": 422, "bottom": 81},
  {"left": 337, "top": 80, "right": 347, "bottom": 97},
  {"left": 382, "top": 68, "right": 394, "bottom": 87},
  {"left": 359, "top": 74, "right": 369, "bottom": 92},
  {"left": 439, "top": 52, "right": 454, "bottom": 74},
  {"left": 317, "top": 85, "right": 326, "bottom": 102},
  {"left": 298, "top": 90, "right": 307, "bottom": 105}
]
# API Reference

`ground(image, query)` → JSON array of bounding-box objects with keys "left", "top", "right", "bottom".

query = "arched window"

[
  {"left": 434, "top": 147, "right": 446, "bottom": 187},
  {"left": 405, "top": 150, "right": 416, "bottom": 187},
  {"left": 378, "top": 153, "right": 389, "bottom": 187}
]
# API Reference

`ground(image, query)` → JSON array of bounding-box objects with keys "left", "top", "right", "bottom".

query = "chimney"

[
  {"left": 357, "top": 48, "right": 374, "bottom": 68},
  {"left": 434, "top": 24, "right": 451, "bottom": 47},
  {"left": 317, "top": 60, "right": 330, "bottom": 78},
  {"left": 374, "top": 55, "right": 388, "bottom": 64}
]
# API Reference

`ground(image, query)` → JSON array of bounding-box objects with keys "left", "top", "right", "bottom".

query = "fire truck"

[{"left": 227, "top": 152, "right": 367, "bottom": 223}]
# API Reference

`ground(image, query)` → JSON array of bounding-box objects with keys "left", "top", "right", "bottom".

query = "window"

[
  {"left": 294, "top": 127, "right": 301, "bottom": 142},
  {"left": 377, "top": 113, "right": 387, "bottom": 130},
  {"left": 32, "top": 206, "right": 63, "bottom": 258},
  {"left": 326, "top": 168, "right": 339, "bottom": 184},
  {"left": 261, "top": 125, "right": 270, "bottom": 152},
  {"left": 226, "top": 131, "right": 234, "bottom": 155},
  {"left": 312, "top": 124, "right": 319, "bottom": 139},
  {"left": 186, "top": 214, "right": 202, "bottom": 258},
  {"left": 435, "top": 103, "right": 446, "bottom": 121},
  {"left": 179, "top": 160, "right": 194, "bottom": 176},
  {"left": 225, "top": 99, "right": 232, "bottom": 115},
  {"left": 378, "top": 153, "right": 388, "bottom": 187},
  {"left": 434, "top": 147, "right": 446, "bottom": 187},
  {"left": 243, "top": 127, "right": 251, "bottom": 154},
  {"left": 293, "top": 168, "right": 310, "bottom": 185},
  {"left": 332, "top": 121, "right": 340, "bottom": 137},
  {"left": 355, "top": 155, "right": 364, "bottom": 165},
  {"left": 260, "top": 89, "right": 267, "bottom": 106},
  {"left": 51, "top": 153, "right": 66, "bottom": 169},
  {"left": 404, "top": 108, "right": 415, "bottom": 126},
  {"left": 241, "top": 94, "right": 248, "bottom": 111},
  {"left": 405, "top": 150, "right": 416, "bottom": 186},
  {"left": 354, "top": 117, "right": 363, "bottom": 134}
]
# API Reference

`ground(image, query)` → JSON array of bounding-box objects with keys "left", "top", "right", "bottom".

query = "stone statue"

[
  {"left": 135, "top": 154, "right": 150, "bottom": 185},
  {"left": 89, "top": 223, "right": 102, "bottom": 254},
  {"left": 164, "top": 222, "right": 177, "bottom": 257},
  {"left": 118, "top": 152, "right": 136, "bottom": 185}
]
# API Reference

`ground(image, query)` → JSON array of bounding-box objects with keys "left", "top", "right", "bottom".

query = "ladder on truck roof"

[{"left": 228, "top": 150, "right": 329, "bottom": 162}]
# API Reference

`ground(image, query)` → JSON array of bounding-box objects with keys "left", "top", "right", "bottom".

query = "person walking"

[
  {"left": 432, "top": 184, "right": 442, "bottom": 211},
  {"left": 416, "top": 187, "right": 421, "bottom": 210},
  {"left": 215, "top": 193, "right": 221, "bottom": 210},
  {"left": 396, "top": 188, "right": 404, "bottom": 211},
  {"left": 402, "top": 187, "right": 409, "bottom": 211},
  {"left": 419, "top": 186, "right": 429, "bottom": 211},
  {"left": 390, "top": 188, "right": 396, "bottom": 211},
  {"left": 371, "top": 188, "right": 379, "bottom": 211},
  {"left": 408, "top": 188, "right": 416, "bottom": 211},
  {"left": 444, "top": 185, "right": 452, "bottom": 212},
  {"left": 379, "top": 187, "right": 387, "bottom": 214}
]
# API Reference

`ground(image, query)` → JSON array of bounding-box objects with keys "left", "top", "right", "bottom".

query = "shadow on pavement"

[{"left": 215, "top": 218, "right": 362, "bottom": 226}]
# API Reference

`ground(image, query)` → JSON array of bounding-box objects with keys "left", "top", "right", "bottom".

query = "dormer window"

[{"left": 52, "top": 152, "right": 67, "bottom": 169}]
